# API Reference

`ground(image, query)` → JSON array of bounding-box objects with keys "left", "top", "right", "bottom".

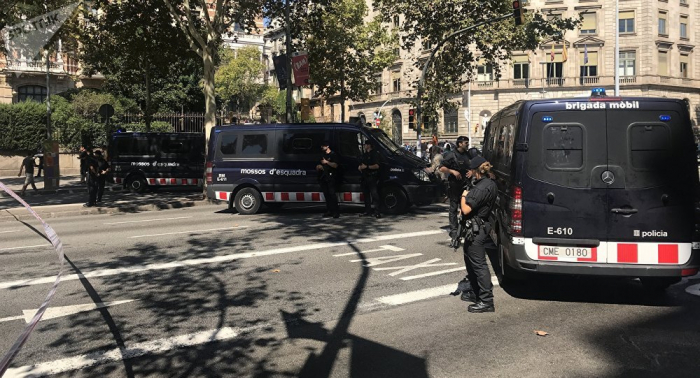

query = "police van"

[
  {"left": 206, "top": 123, "right": 441, "bottom": 214},
  {"left": 482, "top": 89, "right": 699, "bottom": 290},
  {"left": 109, "top": 132, "right": 205, "bottom": 193}
]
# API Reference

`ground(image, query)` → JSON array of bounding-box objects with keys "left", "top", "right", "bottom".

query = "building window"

[
  {"left": 580, "top": 12, "right": 597, "bottom": 34},
  {"left": 580, "top": 50, "right": 598, "bottom": 79},
  {"left": 546, "top": 13, "right": 562, "bottom": 21},
  {"left": 680, "top": 15, "right": 688, "bottom": 39},
  {"left": 17, "top": 85, "right": 47, "bottom": 103},
  {"left": 393, "top": 48, "right": 400, "bottom": 58},
  {"left": 477, "top": 64, "right": 493, "bottom": 81},
  {"left": 545, "top": 52, "right": 563, "bottom": 79},
  {"left": 658, "top": 11, "right": 667, "bottom": 35},
  {"left": 619, "top": 11, "right": 635, "bottom": 33},
  {"left": 618, "top": 51, "right": 636, "bottom": 77},
  {"left": 393, "top": 78, "right": 401, "bottom": 92},
  {"left": 443, "top": 108, "right": 458, "bottom": 134},
  {"left": 658, "top": 50, "right": 668, "bottom": 76},
  {"left": 374, "top": 75, "right": 382, "bottom": 95},
  {"left": 393, "top": 15, "right": 399, "bottom": 28},
  {"left": 681, "top": 54, "right": 690, "bottom": 78},
  {"left": 512, "top": 55, "right": 529, "bottom": 81}
]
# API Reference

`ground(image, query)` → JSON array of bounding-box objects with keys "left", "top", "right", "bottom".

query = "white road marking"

[
  {"left": 26, "top": 300, "right": 136, "bottom": 323},
  {"left": 333, "top": 245, "right": 404, "bottom": 257},
  {"left": 375, "top": 277, "right": 501, "bottom": 306},
  {"left": 129, "top": 226, "right": 248, "bottom": 239},
  {"left": 0, "top": 244, "right": 49, "bottom": 252},
  {"left": 350, "top": 253, "right": 423, "bottom": 267},
  {"left": 4, "top": 325, "right": 265, "bottom": 378},
  {"left": 375, "top": 258, "right": 457, "bottom": 277},
  {"left": 686, "top": 284, "right": 700, "bottom": 297},
  {"left": 400, "top": 267, "right": 466, "bottom": 281},
  {"left": 0, "top": 230, "right": 444, "bottom": 290},
  {"left": 0, "top": 229, "right": 18, "bottom": 234},
  {"left": 104, "top": 216, "right": 192, "bottom": 225},
  {"left": 0, "top": 315, "right": 25, "bottom": 323}
]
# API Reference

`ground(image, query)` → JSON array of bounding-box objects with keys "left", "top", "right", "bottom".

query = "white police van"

[{"left": 483, "top": 89, "right": 699, "bottom": 290}]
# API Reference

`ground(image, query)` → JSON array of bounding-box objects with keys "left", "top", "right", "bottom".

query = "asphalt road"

[{"left": 1, "top": 202, "right": 699, "bottom": 378}]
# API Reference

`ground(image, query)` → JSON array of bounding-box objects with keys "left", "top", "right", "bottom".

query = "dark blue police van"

[
  {"left": 482, "top": 89, "right": 699, "bottom": 290},
  {"left": 206, "top": 123, "right": 441, "bottom": 214},
  {"left": 109, "top": 132, "right": 205, "bottom": 193}
]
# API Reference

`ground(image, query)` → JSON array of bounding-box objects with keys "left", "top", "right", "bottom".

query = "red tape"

[{"left": 0, "top": 181, "right": 65, "bottom": 376}]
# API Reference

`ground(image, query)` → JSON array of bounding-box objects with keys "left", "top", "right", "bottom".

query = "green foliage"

[
  {"left": 374, "top": 0, "right": 581, "bottom": 117},
  {"left": 260, "top": 86, "right": 287, "bottom": 122},
  {"left": 121, "top": 122, "right": 173, "bottom": 133},
  {"left": 0, "top": 101, "right": 47, "bottom": 152},
  {"left": 296, "top": 0, "right": 398, "bottom": 104},
  {"left": 215, "top": 46, "right": 267, "bottom": 117}
]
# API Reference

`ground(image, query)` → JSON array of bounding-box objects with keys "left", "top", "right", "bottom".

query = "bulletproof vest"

[
  {"left": 473, "top": 177, "right": 497, "bottom": 219},
  {"left": 444, "top": 149, "right": 470, "bottom": 181}
]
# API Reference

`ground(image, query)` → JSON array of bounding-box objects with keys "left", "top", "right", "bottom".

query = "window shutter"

[
  {"left": 658, "top": 51, "right": 668, "bottom": 75},
  {"left": 619, "top": 11, "right": 634, "bottom": 20},
  {"left": 581, "top": 13, "right": 596, "bottom": 30},
  {"left": 512, "top": 55, "right": 529, "bottom": 63}
]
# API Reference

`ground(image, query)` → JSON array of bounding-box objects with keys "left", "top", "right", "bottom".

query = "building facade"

[{"left": 344, "top": 0, "right": 700, "bottom": 146}]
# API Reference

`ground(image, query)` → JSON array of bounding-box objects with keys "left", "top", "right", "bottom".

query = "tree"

[
  {"left": 162, "top": 0, "right": 263, "bottom": 138},
  {"left": 373, "top": 0, "right": 580, "bottom": 119},
  {"left": 259, "top": 86, "right": 286, "bottom": 122},
  {"left": 80, "top": 0, "right": 203, "bottom": 129},
  {"left": 215, "top": 46, "right": 266, "bottom": 121},
  {"left": 295, "top": 0, "right": 397, "bottom": 122}
]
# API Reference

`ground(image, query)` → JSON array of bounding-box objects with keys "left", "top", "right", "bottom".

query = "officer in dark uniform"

[
  {"left": 316, "top": 141, "right": 340, "bottom": 218},
  {"left": 359, "top": 140, "right": 381, "bottom": 218},
  {"left": 439, "top": 136, "right": 472, "bottom": 240},
  {"left": 83, "top": 150, "right": 100, "bottom": 207},
  {"left": 94, "top": 150, "right": 111, "bottom": 203},
  {"left": 460, "top": 155, "right": 498, "bottom": 313}
]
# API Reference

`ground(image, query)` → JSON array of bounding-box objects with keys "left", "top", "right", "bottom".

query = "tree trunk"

[
  {"left": 202, "top": 48, "right": 216, "bottom": 139},
  {"left": 145, "top": 61, "right": 152, "bottom": 131},
  {"left": 340, "top": 70, "right": 345, "bottom": 123}
]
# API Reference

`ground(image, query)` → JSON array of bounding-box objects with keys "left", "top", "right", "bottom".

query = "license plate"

[{"left": 538, "top": 245, "right": 593, "bottom": 260}]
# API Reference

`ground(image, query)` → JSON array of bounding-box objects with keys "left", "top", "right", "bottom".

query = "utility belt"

[{"left": 450, "top": 215, "right": 487, "bottom": 250}]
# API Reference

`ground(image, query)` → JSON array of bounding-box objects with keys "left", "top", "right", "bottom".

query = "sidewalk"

[{"left": 0, "top": 175, "right": 209, "bottom": 221}]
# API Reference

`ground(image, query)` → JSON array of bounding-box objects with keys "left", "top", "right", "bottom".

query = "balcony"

[
  {"left": 3, "top": 58, "right": 80, "bottom": 75},
  {"left": 513, "top": 79, "right": 530, "bottom": 88},
  {"left": 545, "top": 77, "right": 566, "bottom": 86},
  {"left": 579, "top": 76, "right": 600, "bottom": 85},
  {"left": 476, "top": 80, "right": 495, "bottom": 88}
]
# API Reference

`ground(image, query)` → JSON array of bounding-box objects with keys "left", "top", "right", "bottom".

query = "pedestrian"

[
  {"left": 35, "top": 145, "right": 44, "bottom": 178},
  {"left": 459, "top": 156, "right": 498, "bottom": 313},
  {"left": 94, "top": 150, "right": 110, "bottom": 203},
  {"left": 359, "top": 140, "right": 381, "bottom": 218},
  {"left": 439, "top": 136, "right": 472, "bottom": 241},
  {"left": 81, "top": 149, "right": 99, "bottom": 207},
  {"left": 79, "top": 146, "right": 88, "bottom": 183},
  {"left": 17, "top": 151, "right": 39, "bottom": 196},
  {"left": 316, "top": 141, "right": 340, "bottom": 218}
]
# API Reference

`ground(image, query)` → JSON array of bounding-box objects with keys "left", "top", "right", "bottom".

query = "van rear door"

[
  {"left": 523, "top": 106, "right": 609, "bottom": 262},
  {"left": 605, "top": 101, "right": 696, "bottom": 265}
]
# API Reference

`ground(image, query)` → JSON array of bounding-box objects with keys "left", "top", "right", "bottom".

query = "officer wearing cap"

[
  {"left": 359, "top": 139, "right": 381, "bottom": 218},
  {"left": 316, "top": 141, "right": 340, "bottom": 218},
  {"left": 459, "top": 155, "right": 498, "bottom": 313},
  {"left": 439, "top": 136, "right": 472, "bottom": 240}
]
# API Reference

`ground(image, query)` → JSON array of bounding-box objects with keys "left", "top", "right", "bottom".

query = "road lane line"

[
  {"left": 129, "top": 226, "right": 248, "bottom": 239},
  {"left": 375, "top": 277, "right": 500, "bottom": 306},
  {"left": 104, "top": 216, "right": 192, "bottom": 225},
  {"left": 0, "top": 230, "right": 444, "bottom": 290},
  {"left": 20, "top": 300, "right": 136, "bottom": 323},
  {"left": 333, "top": 245, "right": 404, "bottom": 257},
  {"left": 4, "top": 325, "right": 265, "bottom": 378},
  {"left": 0, "top": 244, "right": 49, "bottom": 252},
  {"left": 400, "top": 267, "right": 466, "bottom": 280},
  {"left": 0, "top": 230, "right": 18, "bottom": 234},
  {"left": 0, "top": 316, "right": 24, "bottom": 323}
]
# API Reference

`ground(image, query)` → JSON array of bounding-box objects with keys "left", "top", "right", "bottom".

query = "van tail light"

[
  {"left": 206, "top": 161, "right": 213, "bottom": 184},
  {"left": 510, "top": 186, "right": 523, "bottom": 236},
  {"left": 682, "top": 268, "right": 698, "bottom": 277}
]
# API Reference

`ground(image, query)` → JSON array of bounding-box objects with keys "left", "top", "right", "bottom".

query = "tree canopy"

[
  {"left": 373, "top": 0, "right": 580, "bottom": 117},
  {"left": 215, "top": 46, "right": 266, "bottom": 120}
]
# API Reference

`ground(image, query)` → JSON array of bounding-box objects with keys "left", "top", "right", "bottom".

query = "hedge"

[{"left": 0, "top": 101, "right": 48, "bottom": 153}]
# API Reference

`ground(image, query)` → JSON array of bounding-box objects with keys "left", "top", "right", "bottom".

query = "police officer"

[
  {"left": 82, "top": 150, "right": 100, "bottom": 207},
  {"left": 316, "top": 141, "right": 340, "bottom": 218},
  {"left": 359, "top": 140, "right": 381, "bottom": 218},
  {"left": 460, "top": 156, "right": 498, "bottom": 313},
  {"left": 94, "top": 150, "right": 111, "bottom": 203},
  {"left": 439, "top": 136, "right": 472, "bottom": 241}
]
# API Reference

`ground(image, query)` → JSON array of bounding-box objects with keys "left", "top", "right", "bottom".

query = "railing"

[
  {"left": 619, "top": 76, "right": 636, "bottom": 84},
  {"left": 476, "top": 80, "right": 495, "bottom": 88},
  {"left": 120, "top": 113, "right": 225, "bottom": 133},
  {"left": 545, "top": 77, "right": 565, "bottom": 86},
  {"left": 5, "top": 59, "right": 64, "bottom": 73},
  {"left": 579, "top": 76, "right": 600, "bottom": 85},
  {"left": 512, "top": 79, "right": 530, "bottom": 88}
]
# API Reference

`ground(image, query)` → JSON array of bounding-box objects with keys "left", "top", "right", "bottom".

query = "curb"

[
  {"left": 0, "top": 186, "right": 123, "bottom": 198},
  {"left": 0, "top": 197, "right": 210, "bottom": 222}
]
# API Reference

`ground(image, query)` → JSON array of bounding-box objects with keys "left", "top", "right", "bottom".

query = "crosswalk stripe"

[{"left": 375, "top": 277, "right": 500, "bottom": 306}]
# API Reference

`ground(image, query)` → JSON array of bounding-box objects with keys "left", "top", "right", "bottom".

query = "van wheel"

[
  {"left": 234, "top": 188, "right": 262, "bottom": 215},
  {"left": 381, "top": 186, "right": 408, "bottom": 214},
  {"left": 640, "top": 277, "right": 680, "bottom": 291},
  {"left": 126, "top": 176, "right": 147, "bottom": 193}
]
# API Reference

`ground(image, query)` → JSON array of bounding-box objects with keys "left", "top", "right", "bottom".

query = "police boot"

[{"left": 468, "top": 301, "right": 495, "bottom": 313}]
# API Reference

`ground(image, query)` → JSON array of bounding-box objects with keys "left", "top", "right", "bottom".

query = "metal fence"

[{"left": 120, "top": 113, "right": 225, "bottom": 133}]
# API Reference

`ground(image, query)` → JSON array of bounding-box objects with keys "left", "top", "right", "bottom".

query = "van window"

[
  {"left": 161, "top": 138, "right": 190, "bottom": 154},
  {"left": 242, "top": 134, "right": 267, "bottom": 155},
  {"left": 338, "top": 130, "right": 363, "bottom": 159},
  {"left": 543, "top": 125, "right": 584, "bottom": 169},
  {"left": 220, "top": 134, "right": 238, "bottom": 155},
  {"left": 115, "top": 137, "right": 153, "bottom": 157},
  {"left": 629, "top": 124, "right": 670, "bottom": 170},
  {"left": 283, "top": 132, "right": 326, "bottom": 155}
]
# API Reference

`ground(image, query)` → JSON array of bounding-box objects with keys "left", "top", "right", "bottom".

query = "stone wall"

[{"left": 0, "top": 153, "right": 81, "bottom": 177}]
